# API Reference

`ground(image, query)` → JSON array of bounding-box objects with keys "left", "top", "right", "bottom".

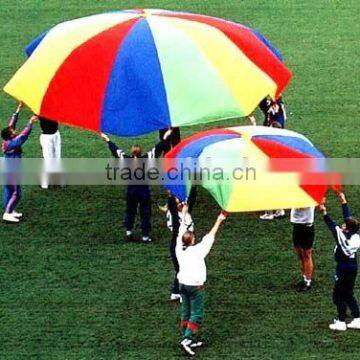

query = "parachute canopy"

[
  {"left": 163, "top": 126, "right": 328, "bottom": 212},
  {"left": 4, "top": 9, "right": 292, "bottom": 137}
]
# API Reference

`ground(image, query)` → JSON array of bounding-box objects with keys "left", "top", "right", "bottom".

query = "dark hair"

[
  {"left": 131, "top": 144, "right": 142, "bottom": 157},
  {"left": 182, "top": 231, "right": 194, "bottom": 247},
  {"left": 1, "top": 127, "right": 14, "bottom": 140},
  {"left": 345, "top": 217, "right": 359, "bottom": 234}
]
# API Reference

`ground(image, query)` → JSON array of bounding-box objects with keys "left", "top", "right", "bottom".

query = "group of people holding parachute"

[{"left": 2, "top": 9, "right": 360, "bottom": 356}]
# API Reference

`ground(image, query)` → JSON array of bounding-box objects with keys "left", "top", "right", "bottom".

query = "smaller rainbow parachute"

[{"left": 163, "top": 126, "right": 329, "bottom": 212}]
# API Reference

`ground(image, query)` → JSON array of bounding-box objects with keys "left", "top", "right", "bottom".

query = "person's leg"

[
  {"left": 40, "top": 134, "right": 53, "bottom": 188},
  {"left": 139, "top": 189, "right": 152, "bottom": 239},
  {"left": 124, "top": 189, "right": 138, "bottom": 235},
  {"left": 184, "top": 286, "right": 205, "bottom": 341},
  {"left": 294, "top": 247, "right": 304, "bottom": 276},
  {"left": 179, "top": 285, "right": 191, "bottom": 337},
  {"left": 343, "top": 269, "right": 360, "bottom": 319},
  {"left": 301, "top": 225, "right": 315, "bottom": 287},
  {"left": 3, "top": 185, "right": 12, "bottom": 212},
  {"left": 333, "top": 270, "right": 347, "bottom": 322},
  {"left": 5, "top": 185, "right": 21, "bottom": 214},
  {"left": 302, "top": 248, "right": 314, "bottom": 285},
  {"left": 54, "top": 131, "right": 61, "bottom": 159},
  {"left": 169, "top": 236, "right": 180, "bottom": 295}
]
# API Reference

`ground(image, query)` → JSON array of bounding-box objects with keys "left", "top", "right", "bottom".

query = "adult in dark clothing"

[
  {"left": 319, "top": 193, "right": 360, "bottom": 331},
  {"left": 159, "top": 127, "right": 181, "bottom": 154},
  {"left": 100, "top": 130, "right": 172, "bottom": 242},
  {"left": 166, "top": 187, "right": 197, "bottom": 301}
]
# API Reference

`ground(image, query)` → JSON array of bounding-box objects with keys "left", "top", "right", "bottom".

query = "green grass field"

[{"left": 1, "top": 0, "right": 359, "bottom": 358}]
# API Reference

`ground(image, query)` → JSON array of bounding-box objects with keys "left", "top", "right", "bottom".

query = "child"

[
  {"left": 164, "top": 188, "right": 197, "bottom": 302},
  {"left": 177, "top": 204, "right": 227, "bottom": 356},
  {"left": 100, "top": 129, "right": 172, "bottom": 242},
  {"left": 2, "top": 103, "right": 38, "bottom": 222},
  {"left": 319, "top": 193, "right": 360, "bottom": 331}
]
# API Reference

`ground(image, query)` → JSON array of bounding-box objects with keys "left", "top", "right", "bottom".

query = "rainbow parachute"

[
  {"left": 4, "top": 9, "right": 291, "bottom": 137},
  {"left": 163, "top": 126, "right": 328, "bottom": 212}
]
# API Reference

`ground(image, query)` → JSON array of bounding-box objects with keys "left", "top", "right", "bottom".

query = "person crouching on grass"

[
  {"left": 176, "top": 204, "right": 227, "bottom": 356},
  {"left": 1, "top": 102, "right": 38, "bottom": 223},
  {"left": 291, "top": 207, "right": 315, "bottom": 291},
  {"left": 319, "top": 192, "right": 360, "bottom": 331}
]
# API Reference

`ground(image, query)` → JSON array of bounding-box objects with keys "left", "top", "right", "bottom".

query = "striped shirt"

[{"left": 323, "top": 204, "right": 360, "bottom": 263}]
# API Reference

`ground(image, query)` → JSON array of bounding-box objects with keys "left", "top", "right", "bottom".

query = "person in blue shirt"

[
  {"left": 319, "top": 193, "right": 360, "bottom": 331},
  {"left": 1, "top": 103, "right": 38, "bottom": 223}
]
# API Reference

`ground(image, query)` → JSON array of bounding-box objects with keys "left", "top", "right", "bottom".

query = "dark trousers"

[
  {"left": 170, "top": 234, "right": 180, "bottom": 294},
  {"left": 333, "top": 265, "right": 359, "bottom": 321},
  {"left": 124, "top": 187, "right": 151, "bottom": 237},
  {"left": 159, "top": 127, "right": 181, "bottom": 154}
]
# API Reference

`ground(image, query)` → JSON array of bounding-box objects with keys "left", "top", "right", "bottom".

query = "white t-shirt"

[
  {"left": 176, "top": 223, "right": 214, "bottom": 286},
  {"left": 290, "top": 207, "right": 315, "bottom": 224}
]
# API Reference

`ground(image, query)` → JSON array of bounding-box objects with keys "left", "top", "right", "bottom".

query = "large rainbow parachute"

[{"left": 4, "top": 9, "right": 292, "bottom": 137}]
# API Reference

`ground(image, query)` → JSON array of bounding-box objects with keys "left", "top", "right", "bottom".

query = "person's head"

[
  {"left": 1, "top": 126, "right": 16, "bottom": 140},
  {"left": 182, "top": 231, "right": 195, "bottom": 247},
  {"left": 131, "top": 144, "right": 142, "bottom": 157},
  {"left": 342, "top": 217, "right": 359, "bottom": 234},
  {"left": 176, "top": 200, "right": 183, "bottom": 212}
]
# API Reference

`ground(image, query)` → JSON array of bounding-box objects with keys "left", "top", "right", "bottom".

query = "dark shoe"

[
  {"left": 297, "top": 283, "right": 311, "bottom": 292},
  {"left": 125, "top": 233, "right": 135, "bottom": 242},
  {"left": 294, "top": 280, "right": 305, "bottom": 289}
]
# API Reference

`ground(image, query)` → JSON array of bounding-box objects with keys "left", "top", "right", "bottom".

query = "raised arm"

[
  {"left": 4, "top": 115, "right": 37, "bottom": 151},
  {"left": 147, "top": 129, "right": 172, "bottom": 158},
  {"left": 168, "top": 195, "right": 180, "bottom": 234},
  {"left": 100, "top": 133, "right": 125, "bottom": 159},
  {"left": 319, "top": 203, "right": 338, "bottom": 240},
  {"left": 338, "top": 192, "right": 352, "bottom": 219},
  {"left": 196, "top": 211, "right": 227, "bottom": 257},
  {"left": 8, "top": 102, "right": 23, "bottom": 128},
  {"left": 175, "top": 204, "right": 189, "bottom": 256},
  {"left": 188, "top": 187, "right": 197, "bottom": 214}
]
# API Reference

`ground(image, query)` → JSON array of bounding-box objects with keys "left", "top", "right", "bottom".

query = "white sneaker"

[
  {"left": 274, "top": 209, "right": 285, "bottom": 218},
  {"left": 170, "top": 293, "right": 182, "bottom": 302},
  {"left": 260, "top": 212, "right": 274, "bottom": 220},
  {"left": 190, "top": 341, "right": 203, "bottom": 348},
  {"left": 329, "top": 319, "right": 347, "bottom": 331},
  {"left": 180, "top": 338, "right": 195, "bottom": 356},
  {"left": 12, "top": 211, "right": 23, "bottom": 218},
  {"left": 347, "top": 318, "right": 360, "bottom": 329},
  {"left": 3, "top": 213, "right": 20, "bottom": 223},
  {"left": 142, "top": 236, "right": 152, "bottom": 243}
]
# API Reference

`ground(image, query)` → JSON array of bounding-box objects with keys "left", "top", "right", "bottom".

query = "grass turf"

[{"left": 0, "top": 0, "right": 359, "bottom": 358}]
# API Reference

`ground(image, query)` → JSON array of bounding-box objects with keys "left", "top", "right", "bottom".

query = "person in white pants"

[{"left": 39, "top": 117, "right": 61, "bottom": 189}]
